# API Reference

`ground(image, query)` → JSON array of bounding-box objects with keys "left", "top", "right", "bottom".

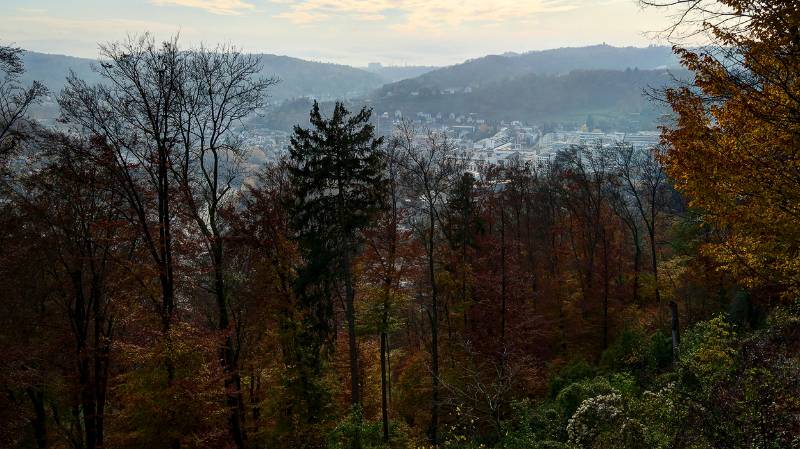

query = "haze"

[{"left": 2, "top": 0, "right": 675, "bottom": 65}]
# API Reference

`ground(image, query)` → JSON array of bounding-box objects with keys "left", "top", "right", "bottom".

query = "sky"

[{"left": 0, "top": 0, "right": 677, "bottom": 66}]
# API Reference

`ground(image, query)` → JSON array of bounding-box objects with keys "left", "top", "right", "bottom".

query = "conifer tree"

[{"left": 287, "top": 101, "right": 386, "bottom": 420}]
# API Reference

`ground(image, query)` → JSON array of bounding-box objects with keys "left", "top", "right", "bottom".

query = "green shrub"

[
  {"left": 599, "top": 328, "right": 649, "bottom": 374},
  {"left": 327, "top": 407, "right": 413, "bottom": 449},
  {"left": 496, "top": 400, "right": 565, "bottom": 448},
  {"left": 679, "top": 315, "right": 737, "bottom": 389},
  {"left": 647, "top": 330, "right": 673, "bottom": 372},
  {"left": 547, "top": 359, "right": 596, "bottom": 399}
]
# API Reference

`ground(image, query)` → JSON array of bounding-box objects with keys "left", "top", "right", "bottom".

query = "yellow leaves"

[
  {"left": 681, "top": 316, "right": 737, "bottom": 386},
  {"left": 662, "top": 38, "right": 800, "bottom": 298}
]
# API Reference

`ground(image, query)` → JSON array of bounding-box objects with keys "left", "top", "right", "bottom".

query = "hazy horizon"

[
  {"left": 16, "top": 42, "right": 678, "bottom": 69},
  {"left": 1, "top": 0, "right": 680, "bottom": 66}
]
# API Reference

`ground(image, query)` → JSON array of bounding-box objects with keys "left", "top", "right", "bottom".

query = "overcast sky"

[{"left": 1, "top": 0, "right": 677, "bottom": 66}]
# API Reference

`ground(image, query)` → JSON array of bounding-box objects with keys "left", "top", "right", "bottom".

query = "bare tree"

[
  {"left": 0, "top": 45, "right": 46, "bottom": 157},
  {"left": 59, "top": 34, "right": 187, "bottom": 449},
  {"left": 173, "top": 44, "right": 276, "bottom": 449},
  {"left": 615, "top": 144, "right": 669, "bottom": 309},
  {"left": 395, "top": 120, "right": 460, "bottom": 445},
  {"left": 608, "top": 169, "right": 645, "bottom": 305},
  {"left": 554, "top": 145, "right": 617, "bottom": 349},
  {"left": 364, "top": 135, "right": 413, "bottom": 443},
  {"left": 640, "top": 0, "right": 759, "bottom": 42},
  {"left": 441, "top": 342, "right": 519, "bottom": 439}
]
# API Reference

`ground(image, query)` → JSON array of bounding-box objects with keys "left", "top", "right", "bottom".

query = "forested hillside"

[
  {"left": 23, "top": 46, "right": 685, "bottom": 132},
  {"left": 1, "top": 1, "right": 799, "bottom": 449},
  {"left": 258, "top": 68, "right": 684, "bottom": 132},
  {"left": 378, "top": 45, "right": 679, "bottom": 94},
  {"left": 373, "top": 68, "right": 685, "bottom": 128},
  {"left": 20, "top": 50, "right": 385, "bottom": 102}
]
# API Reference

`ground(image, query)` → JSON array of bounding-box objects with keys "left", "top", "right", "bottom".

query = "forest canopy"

[{"left": 1, "top": 1, "right": 800, "bottom": 448}]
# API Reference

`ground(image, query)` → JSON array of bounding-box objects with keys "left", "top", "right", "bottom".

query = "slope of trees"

[
  {"left": 377, "top": 44, "right": 680, "bottom": 94},
  {"left": 261, "top": 68, "right": 685, "bottom": 133},
  {"left": 374, "top": 68, "right": 684, "bottom": 127},
  {"left": 3, "top": 1, "right": 800, "bottom": 447},
  {"left": 17, "top": 50, "right": 384, "bottom": 122}
]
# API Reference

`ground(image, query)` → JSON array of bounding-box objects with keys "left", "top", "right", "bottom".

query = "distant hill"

[
  {"left": 377, "top": 45, "right": 680, "bottom": 96},
  {"left": 250, "top": 54, "right": 384, "bottom": 101},
  {"left": 20, "top": 51, "right": 385, "bottom": 102},
  {"left": 20, "top": 45, "right": 687, "bottom": 131},
  {"left": 260, "top": 68, "right": 688, "bottom": 133},
  {"left": 363, "top": 63, "right": 439, "bottom": 83},
  {"left": 19, "top": 52, "right": 98, "bottom": 93},
  {"left": 373, "top": 68, "right": 688, "bottom": 130}
]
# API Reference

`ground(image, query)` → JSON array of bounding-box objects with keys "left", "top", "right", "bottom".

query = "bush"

[
  {"left": 679, "top": 315, "right": 737, "bottom": 390},
  {"left": 547, "top": 359, "right": 596, "bottom": 399},
  {"left": 496, "top": 400, "right": 565, "bottom": 448},
  {"left": 566, "top": 393, "right": 651, "bottom": 449},
  {"left": 555, "top": 373, "right": 636, "bottom": 421},
  {"left": 327, "top": 407, "right": 413, "bottom": 449},
  {"left": 647, "top": 330, "right": 673, "bottom": 372},
  {"left": 600, "top": 328, "right": 648, "bottom": 373}
]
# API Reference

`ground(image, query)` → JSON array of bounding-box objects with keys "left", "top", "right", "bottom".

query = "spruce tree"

[{"left": 287, "top": 100, "right": 386, "bottom": 421}]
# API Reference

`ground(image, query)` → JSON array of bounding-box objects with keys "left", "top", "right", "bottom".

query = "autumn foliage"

[{"left": 3, "top": 2, "right": 800, "bottom": 447}]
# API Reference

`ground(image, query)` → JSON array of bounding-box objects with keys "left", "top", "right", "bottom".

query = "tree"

[
  {"left": 287, "top": 101, "right": 386, "bottom": 422},
  {"left": 60, "top": 34, "right": 188, "bottom": 449},
  {"left": 555, "top": 145, "right": 617, "bottom": 349},
  {"left": 395, "top": 121, "right": 460, "bottom": 445},
  {"left": 0, "top": 182, "right": 60, "bottom": 449},
  {"left": 614, "top": 144, "right": 669, "bottom": 308},
  {"left": 25, "top": 133, "right": 125, "bottom": 449},
  {"left": 230, "top": 161, "right": 302, "bottom": 444},
  {"left": 443, "top": 170, "right": 483, "bottom": 333},
  {"left": 173, "top": 44, "right": 276, "bottom": 448},
  {"left": 607, "top": 164, "right": 644, "bottom": 305},
  {"left": 0, "top": 45, "right": 46, "bottom": 157},
  {"left": 0, "top": 128, "right": 136, "bottom": 449},
  {"left": 644, "top": 0, "right": 800, "bottom": 297},
  {"left": 360, "top": 136, "right": 417, "bottom": 443}
]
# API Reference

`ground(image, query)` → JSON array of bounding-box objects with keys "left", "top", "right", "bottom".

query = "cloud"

[
  {"left": 149, "top": 0, "right": 256, "bottom": 16},
  {"left": 271, "top": 0, "right": 578, "bottom": 31}
]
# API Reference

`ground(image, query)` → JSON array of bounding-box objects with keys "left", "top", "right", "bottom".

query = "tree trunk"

[
  {"left": 500, "top": 202, "right": 507, "bottom": 346},
  {"left": 650, "top": 228, "right": 661, "bottom": 307},
  {"left": 380, "top": 327, "right": 389, "bottom": 443},
  {"left": 342, "top": 249, "right": 363, "bottom": 446},
  {"left": 427, "top": 210, "right": 440, "bottom": 446},
  {"left": 79, "top": 354, "right": 96, "bottom": 449},
  {"left": 632, "top": 231, "right": 641, "bottom": 304},
  {"left": 27, "top": 388, "right": 47, "bottom": 449},
  {"left": 345, "top": 255, "right": 360, "bottom": 408},
  {"left": 95, "top": 335, "right": 109, "bottom": 449},
  {"left": 160, "top": 265, "right": 179, "bottom": 449},
  {"left": 669, "top": 300, "right": 681, "bottom": 363},
  {"left": 248, "top": 365, "right": 262, "bottom": 434},
  {"left": 602, "top": 233, "right": 610, "bottom": 350},
  {"left": 71, "top": 270, "right": 95, "bottom": 449},
  {"left": 213, "top": 246, "right": 247, "bottom": 449}
]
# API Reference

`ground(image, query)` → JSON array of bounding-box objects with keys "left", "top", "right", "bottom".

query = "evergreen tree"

[{"left": 287, "top": 101, "right": 386, "bottom": 421}]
